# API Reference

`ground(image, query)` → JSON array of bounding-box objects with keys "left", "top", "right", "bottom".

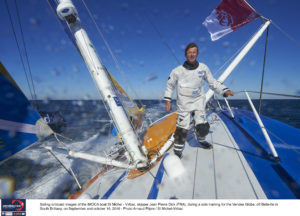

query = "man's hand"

[
  {"left": 165, "top": 101, "right": 171, "bottom": 112},
  {"left": 224, "top": 90, "right": 234, "bottom": 97}
]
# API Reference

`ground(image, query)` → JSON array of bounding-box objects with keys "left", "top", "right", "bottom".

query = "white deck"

[{"left": 80, "top": 113, "right": 267, "bottom": 199}]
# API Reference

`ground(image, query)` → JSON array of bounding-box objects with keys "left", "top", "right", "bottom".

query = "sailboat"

[{"left": 1, "top": 0, "right": 300, "bottom": 200}]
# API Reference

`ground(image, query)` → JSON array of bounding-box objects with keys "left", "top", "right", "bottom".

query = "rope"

[
  {"left": 136, "top": 0, "right": 181, "bottom": 65},
  {"left": 4, "top": 0, "right": 35, "bottom": 102},
  {"left": 47, "top": 1, "right": 122, "bottom": 140},
  {"left": 272, "top": 21, "right": 300, "bottom": 47},
  {"left": 258, "top": 26, "right": 269, "bottom": 114},
  {"left": 212, "top": 17, "right": 267, "bottom": 77},
  {"left": 13, "top": 0, "right": 38, "bottom": 106},
  {"left": 75, "top": 20, "right": 121, "bottom": 139},
  {"left": 212, "top": 38, "right": 247, "bottom": 77},
  {"left": 219, "top": 88, "right": 300, "bottom": 155},
  {"left": 80, "top": 0, "right": 147, "bottom": 143},
  {"left": 226, "top": 108, "right": 300, "bottom": 156},
  {"left": 46, "top": 0, "right": 77, "bottom": 47},
  {"left": 234, "top": 90, "right": 300, "bottom": 99},
  {"left": 54, "top": 133, "right": 72, "bottom": 151},
  {"left": 80, "top": 0, "right": 144, "bottom": 107},
  {"left": 55, "top": 132, "right": 73, "bottom": 141},
  {"left": 52, "top": 133, "right": 92, "bottom": 189},
  {"left": 47, "top": 147, "right": 73, "bottom": 177},
  {"left": 46, "top": 0, "right": 115, "bottom": 121},
  {"left": 264, "top": 129, "right": 300, "bottom": 156}
]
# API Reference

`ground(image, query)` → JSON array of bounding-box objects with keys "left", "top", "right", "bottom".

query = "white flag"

[{"left": 203, "top": 0, "right": 259, "bottom": 41}]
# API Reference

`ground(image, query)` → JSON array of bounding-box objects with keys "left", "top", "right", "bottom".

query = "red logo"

[{"left": 12, "top": 200, "right": 24, "bottom": 211}]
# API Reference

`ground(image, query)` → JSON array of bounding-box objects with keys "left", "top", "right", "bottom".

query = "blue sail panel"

[
  {"left": 0, "top": 62, "right": 41, "bottom": 163},
  {"left": 0, "top": 131, "right": 38, "bottom": 162}
]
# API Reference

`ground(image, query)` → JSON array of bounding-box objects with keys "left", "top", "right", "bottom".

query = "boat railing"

[
  {"left": 224, "top": 98, "right": 235, "bottom": 119},
  {"left": 218, "top": 90, "right": 280, "bottom": 161},
  {"left": 244, "top": 91, "right": 280, "bottom": 161}
]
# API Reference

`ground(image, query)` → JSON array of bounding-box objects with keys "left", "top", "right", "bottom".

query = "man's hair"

[{"left": 185, "top": 43, "right": 198, "bottom": 55}]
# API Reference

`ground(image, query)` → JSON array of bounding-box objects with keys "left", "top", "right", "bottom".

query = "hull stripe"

[
  {"left": 101, "top": 170, "right": 128, "bottom": 199},
  {"left": 147, "top": 153, "right": 168, "bottom": 199}
]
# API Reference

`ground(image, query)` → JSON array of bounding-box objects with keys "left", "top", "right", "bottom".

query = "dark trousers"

[{"left": 173, "top": 122, "right": 210, "bottom": 156}]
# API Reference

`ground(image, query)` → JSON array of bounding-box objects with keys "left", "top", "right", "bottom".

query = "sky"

[{"left": 1, "top": 0, "right": 300, "bottom": 100}]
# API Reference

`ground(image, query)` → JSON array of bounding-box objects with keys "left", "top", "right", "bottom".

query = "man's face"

[{"left": 185, "top": 47, "right": 198, "bottom": 63}]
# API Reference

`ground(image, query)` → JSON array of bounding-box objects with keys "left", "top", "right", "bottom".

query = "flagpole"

[{"left": 205, "top": 19, "right": 271, "bottom": 103}]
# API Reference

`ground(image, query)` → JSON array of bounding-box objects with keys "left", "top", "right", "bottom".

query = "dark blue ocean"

[
  {"left": 36, "top": 99, "right": 300, "bottom": 132},
  {"left": 1, "top": 99, "right": 299, "bottom": 199},
  {"left": 219, "top": 99, "right": 300, "bottom": 130},
  {"left": 35, "top": 99, "right": 300, "bottom": 149}
]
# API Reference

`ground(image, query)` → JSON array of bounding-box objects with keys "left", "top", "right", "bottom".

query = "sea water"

[{"left": 0, "top": 99, "right": 299, "bottom": 199}]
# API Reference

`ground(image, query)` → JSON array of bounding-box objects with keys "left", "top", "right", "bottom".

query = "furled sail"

[
  {"left": 51, "top": 0, "right": 148, "bottom": 168},
  {"left": 0, "top": 62, "right": 53, "bottom": 163},
  {"left": 107, "top": 71, "right": 145, "bottom": 130},
  {"left": 48, "top": 0, "right": 145, "bottom": 131}
]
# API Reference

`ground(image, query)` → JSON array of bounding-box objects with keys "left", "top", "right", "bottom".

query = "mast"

[
  {"left": 205, "top": 19, "right": 271, "bottom": 103},
  {"left": 56, "top": 0, "right": 148, "bottom": 169}
]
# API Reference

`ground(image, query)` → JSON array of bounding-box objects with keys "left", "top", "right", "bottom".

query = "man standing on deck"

[{"left": 164, "top": 43, "right": 234, "bottom": 158}]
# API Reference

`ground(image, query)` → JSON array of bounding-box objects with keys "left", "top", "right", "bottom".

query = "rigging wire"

[
  {"left": 234, "top": 90, "right": 300, "bottom": 99},
  {"left": 76, "top": 28, "right": 122, "bottom": 138},
  {"left": 53, "top": 133, "right": 82, "bottom": 189},
  {"left": 13, "top": 0, "right": 38, "bottom": 106},
  {"left": 135, "top": 0, "right": 181, "bottom": 65},
  {"left": 47, "top": 0, "right": 114, "bottom": 120},
  {"left": 47, "top": 0, "right": 111, "bottom": 119},
  {"left": 79, "top": 0, "right": 147, "bottom": 143},
  {"left": 216, "top": 91, "right": 300, "bottom": 156},
  {"left": 76, "top": 28, "right": 144, "bottom": 144},
  {"left": 52, "top": 0, "right": 118, "bottom": 137},
  {"left": 54, "top": 133, "right": 72, "bottom": 151},
  {"left": 216, "top": 17, "right": 269, "bottom": 77},
  {"left": 212, "top": 36, "right": 249, "bottom": 77},
  {"left": 4, "top": 0, "right": 35, "bottom": 103},
  {"left": 209, "top": 17, "right": 269, "bottom": 91},
  {"left": 221, "top": 100, "right": 300, "bottom": 156},
  {"left": 272, "top": 21, "right": 300, "bottom": 47},
  {"left": 252, "top": 19, "right": 300, "bottom": 95},
  {"left": 214, "top": 19, "right": 300, "bottom": 91},
  {"left": 258, "top": 26, "right": 269, "bottom": 114},
  {"left": 264, "top": 129, "right": 300, "bottom": 156},
  {"left": 46, "top": 1, "right": 142, "bottom": 148},
  {"left": 80, "top": 0, "right": 144, "bottom": 108}
]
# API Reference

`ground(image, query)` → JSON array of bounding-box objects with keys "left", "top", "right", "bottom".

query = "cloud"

[{"left": 144, "top": 73, "right": 158, "bottom": 82}]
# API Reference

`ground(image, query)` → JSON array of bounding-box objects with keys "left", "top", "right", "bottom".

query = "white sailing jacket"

[{"left": 164, "top": 62, "right": 228, "bottom": 112}]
